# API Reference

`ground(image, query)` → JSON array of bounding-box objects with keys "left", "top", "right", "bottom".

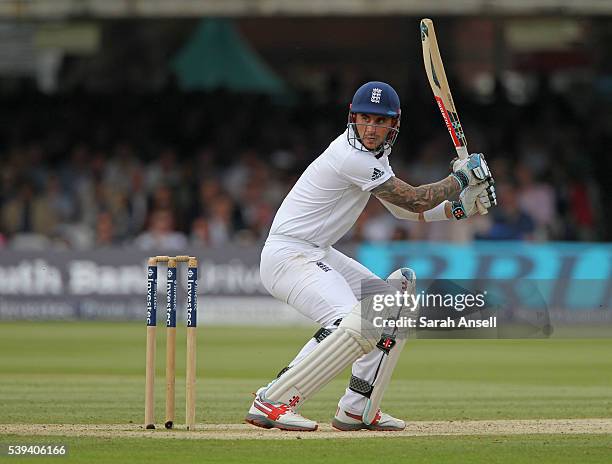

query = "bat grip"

[{"left": 456, "top": 146, "right": 469, "bottom": 160}]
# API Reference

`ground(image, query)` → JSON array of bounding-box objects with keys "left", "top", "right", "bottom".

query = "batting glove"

[
  {"left": 451, "top": 153, "right": 492, "bottom": 190},
  {"left": 451, "top": 179, "right": 497, "bottom": 220}
]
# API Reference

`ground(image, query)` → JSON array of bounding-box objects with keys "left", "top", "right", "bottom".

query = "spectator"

[
  {"left": 134, "top": 209, "right": 187, "bottom": 251},
  {"left": 46, "top": 174, "right": 77, "bottom": 224},
  {"left": 190, "top": 216, "right": 210, "bottom": 247},
  {"left": 145, "top": 148, "right": 182, "bottom": 190},
  {"left": 94, "top": 211, "right": 118, "bottom": 247},
  {"left": 126, "top": 169, "right": 148, "bottom": 235},
  {"left": 516, "top": 164, "right": 556, "bottom": 239},
  {"left": 238, "top": 180, "right": 274, "bottom": 240},
  {"left": 568, "top": 180, "right": 598, "bottom": 241},
  {"left": 206, "top": 196, "right": 240, "bottom": 247},
  {"left": 477, "top": 183, "right": 535, "bottom": 241},
  {"left": 1, "top": 180, "right": 57, "bottom": 237},
  {"left": 193, "top": 180, "right": 224, "bottom": 219}
]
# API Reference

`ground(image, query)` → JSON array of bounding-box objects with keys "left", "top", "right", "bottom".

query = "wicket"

[{"left": 145, "top": 255, "right": 198, "bottom": 430}]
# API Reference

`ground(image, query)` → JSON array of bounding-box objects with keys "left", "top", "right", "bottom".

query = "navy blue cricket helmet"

[{"left": 347, "top": 81, "right": 401, "bottom": 153}]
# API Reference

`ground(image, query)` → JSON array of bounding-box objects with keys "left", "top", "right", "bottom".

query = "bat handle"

[{"left": 456, "top": 146, "right": 469, "bottom": 160}]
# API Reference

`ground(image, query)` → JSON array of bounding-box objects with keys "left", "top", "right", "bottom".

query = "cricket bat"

[{"left": 420, "top": 18, "right": 488, "bottom": 215}]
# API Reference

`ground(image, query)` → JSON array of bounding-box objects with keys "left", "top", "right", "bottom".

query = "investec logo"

[
  {"left": 166, "top": 269, "right": 176, "bottom": 326},
  {"left": 371, "top": 87, "right": 382, "bottom": 103},
  {"left": 146, "top": 277, "right": 156, "bottom": 325},
  {"left": 186, "top": 279, "right": 195, "bottom": 327}
]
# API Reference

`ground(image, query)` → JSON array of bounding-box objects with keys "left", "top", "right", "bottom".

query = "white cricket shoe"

[
  {"left": 331, "top": 407, "right": 406, "bottom": 431},
  {"left": 245, "top": 392, "right": 318, "bottom": 432}
]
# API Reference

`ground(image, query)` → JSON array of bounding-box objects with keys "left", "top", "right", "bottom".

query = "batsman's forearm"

[
  {"left": 444, "top": 201, "right": 452, "bottom": 219},
  {"left": 412, "top": 176, "right": 461, "bottom": 212},
  {"left": 372, "top": 175, "right": 461, "bottom": 213}
]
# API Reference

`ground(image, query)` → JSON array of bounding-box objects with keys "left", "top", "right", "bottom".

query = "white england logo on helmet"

[{"left": 371, "top": 88, "right": 382, "bottom": 103}]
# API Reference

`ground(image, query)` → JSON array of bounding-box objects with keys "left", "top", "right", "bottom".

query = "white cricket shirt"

[{"left": 268, "top": 129, "right": 394, "bottom": 247}]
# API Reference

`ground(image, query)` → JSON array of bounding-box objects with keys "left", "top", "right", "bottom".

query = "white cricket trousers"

[{"left": 260, "top": 236, "right": 387, "bottom": 415}]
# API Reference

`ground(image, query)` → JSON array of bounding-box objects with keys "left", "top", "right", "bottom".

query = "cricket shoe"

[
  {"left": 245, "top": 392, "right": 318, "bottom": 432},
  {"left": 331, "top": 407, "right": 405, "bottom": 431}
]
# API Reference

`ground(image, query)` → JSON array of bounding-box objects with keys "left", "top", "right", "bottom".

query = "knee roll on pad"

[{"left": 349, "top": 374, "right": 373, "bottom": 397}]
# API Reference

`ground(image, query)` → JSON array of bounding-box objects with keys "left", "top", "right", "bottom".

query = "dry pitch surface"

[{"left": 3, "top": 419, "right": 611, "bottom": 440}]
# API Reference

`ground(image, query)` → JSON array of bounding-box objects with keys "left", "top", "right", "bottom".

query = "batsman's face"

[{"left": 355, "top": 113, "right": 395, "bottom": 150}]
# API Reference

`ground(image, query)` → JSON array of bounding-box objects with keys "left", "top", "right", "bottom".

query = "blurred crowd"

[{"left": 0, "top": 79, "right": 607, "bottom": 250}]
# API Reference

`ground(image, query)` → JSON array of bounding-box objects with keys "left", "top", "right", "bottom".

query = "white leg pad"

[
  {"left": 362, "top": 267, "right": 416, "bottom": 424},
  {"left": 263, "top": 306, "right": 379, "bottom": 408}
]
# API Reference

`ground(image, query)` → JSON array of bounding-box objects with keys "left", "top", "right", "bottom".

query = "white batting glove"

[
  {"left": 451, "top": 180, "right": 497, "bottom": 220},
  {"left": 451, "top": 153, "right": 492, "bottom": 190}
]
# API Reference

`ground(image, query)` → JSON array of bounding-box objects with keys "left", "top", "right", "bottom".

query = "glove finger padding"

[
  {"left": 477, "top": 181, "right": 497, "bottom": 209},
  {"left": 461, "top": 182, "right": 488, "bottom": 217}
]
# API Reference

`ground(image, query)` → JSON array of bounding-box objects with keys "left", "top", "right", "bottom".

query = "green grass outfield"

[{"left": 0, "top": 322, "right": 611, "bottom": 463}]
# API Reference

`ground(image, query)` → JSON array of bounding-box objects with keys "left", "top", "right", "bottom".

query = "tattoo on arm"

[{"left": 372, "top": 176, "right": 460, "bottom": 213}]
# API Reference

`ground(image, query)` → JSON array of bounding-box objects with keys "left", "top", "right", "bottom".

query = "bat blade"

[
  {"left": 420, "top": 18, "right": 468, "bottom": 160},
  {"left": 421, "top": 18, "right": 487, "bottom": 214}
]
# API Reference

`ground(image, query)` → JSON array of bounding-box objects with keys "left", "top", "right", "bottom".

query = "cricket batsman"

[{"left": 245, "top": 81, "right": 496, "bottom": 432}]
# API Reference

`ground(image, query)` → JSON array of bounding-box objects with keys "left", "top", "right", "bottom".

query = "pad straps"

[{"left": 349, "top": 375, "right": 373, "bottom": 398}]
